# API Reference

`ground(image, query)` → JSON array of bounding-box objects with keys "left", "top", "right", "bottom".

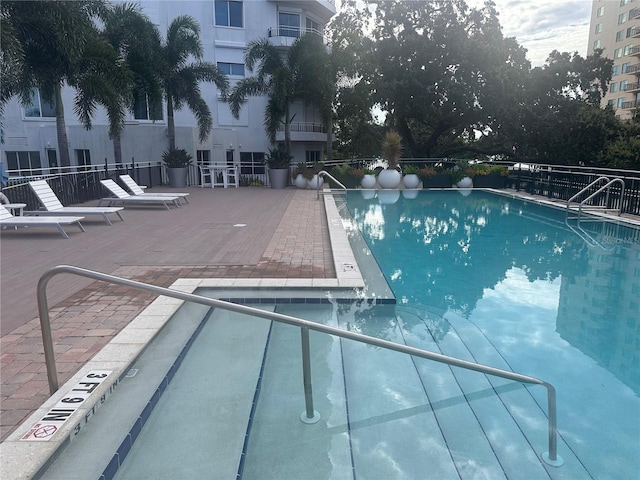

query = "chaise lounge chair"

[
  {"left": 119, "top": 175, "right": 190, "bottom": 204},
  {"left": 27, "top": 180, "right": 125, "bottom": 226},
  {"left": 0, "top": 204, "right": 85, "bottom": 238},
  {"left": 98, "top": 179, "right": 181, "bottom": 210}
]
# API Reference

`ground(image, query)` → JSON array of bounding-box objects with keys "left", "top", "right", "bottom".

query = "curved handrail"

[
  {"left": 566, "top": 176, "right": 610, "bottom": 212},
  {"left": 578, "top": 178, "right": 625, "bottom": 217},
  {"left": 317, "top": 170, "right": 347, "bottom": 199},
  {"left": 36, "top": 265, "right": 562, "bottom": 466}
]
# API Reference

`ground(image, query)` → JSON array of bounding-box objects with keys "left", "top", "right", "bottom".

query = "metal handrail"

[
  {"left": 316, "top": 170, "right": 347, "bottom": 199},
  {"left": 578, "top": 178, "right": 625, "bottom": 217},
  {"left": 36, "top": 265, "right": 562, "bottom": 466},
  {"left": 566, "top": 176, "right": 610, "bottom": 211}
]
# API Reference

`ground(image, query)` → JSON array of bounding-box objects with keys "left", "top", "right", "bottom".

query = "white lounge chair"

[
  {"left": 27, "top": 180, "right": 125, "bottom": 226},
  {"left": 0, "top": 204, "right": 85, "bottom": 238},
  {"left": 98, "top": 179, "right": 181, "bottom": 210},
  {"left": 119, "top": 175, "right": 190, "bottom": 204}
]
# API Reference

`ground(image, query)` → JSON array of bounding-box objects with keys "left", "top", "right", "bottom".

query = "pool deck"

[{"left": 1, "top": 185, "right": 639, "bottom": 444}]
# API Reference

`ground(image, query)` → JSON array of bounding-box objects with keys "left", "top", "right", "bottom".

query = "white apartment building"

[
  {"left": 588, "top": 0, "right": 640, "bottom": 120},
  {"left": 1, "top": 0, "right": 336, "bottom": 178}
]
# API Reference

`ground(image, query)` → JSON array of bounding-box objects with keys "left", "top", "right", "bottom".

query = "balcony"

[
  {"left": 626, "top": 63, "right": 640, "bottom": 74},
  {"left": 620, "top": 100, "right": 640, "bottom": 109},
  {"left": 275, "top": 122, "right": 331, "bottom": 143},
  {"left": 623, "top": 82, "right": 640, "bottom": 92},
  {"left": 630, "top": 8, "right": 640, "bottom": 20},
  {"left": 631, "top": 27, "right": 640, "bottom": 38},
  {"left": 628, "top": 45, "right": 640, "bottom": 57},
  {"left": 268, "top": 0, "right": 335, "bottom": 20},
  {"left": 267, "top": 26, "right": 326, "bottom": 47}
]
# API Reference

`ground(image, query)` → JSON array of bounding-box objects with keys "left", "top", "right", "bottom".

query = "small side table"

[{"left": 4, "top": 203, "right": 26, "bottom": 216}]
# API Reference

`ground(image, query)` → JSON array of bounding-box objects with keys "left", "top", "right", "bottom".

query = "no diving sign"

[{"left": 21, "top": 370, "right": 113, "bottom": 442}]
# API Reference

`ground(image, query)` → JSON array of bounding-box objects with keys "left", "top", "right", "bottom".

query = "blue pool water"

[
  {"left": 48, "top": 190, "right": 638, "bottom": 479},
  {"left": 341, "top": 189, "right": 639, "bottom": 479}
]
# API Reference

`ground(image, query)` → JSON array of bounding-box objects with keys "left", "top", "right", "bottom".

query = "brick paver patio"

[{"left": 0, "top": 187, "right": 333, "bottom": 441}]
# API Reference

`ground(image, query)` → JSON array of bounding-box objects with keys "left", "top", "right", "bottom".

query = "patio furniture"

[
  {"left": 199, "top": 165, "right": 239, "bottom": 188},
  {"left": 27, "top": 180, "right": 125, "bottom": 226},
  {"left": 98, "top": 180, "right": 181, "bottom": 210},
  {"left": 0, "top": 204, "right": 85, "bottom": 239},
  {"left": 119, "top": 175, "right": 190, "bottom": 204}
]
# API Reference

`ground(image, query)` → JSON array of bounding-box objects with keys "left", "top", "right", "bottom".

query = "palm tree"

[
  {"left": 159, "top": 15, "right": 229, "bottom": 150},
  {"left": 78, "top": 2, "right": 162, "bottom": 163},
  {"left": 1, "top": 0, "right": 107, "bottom": 167},
  {"left": 227, "top": 34, "right": 333, "bottom": 159}
]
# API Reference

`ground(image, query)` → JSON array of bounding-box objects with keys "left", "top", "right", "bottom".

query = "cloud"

[{"left": 468, "top": 0, "right": 592, "bottom": 66}]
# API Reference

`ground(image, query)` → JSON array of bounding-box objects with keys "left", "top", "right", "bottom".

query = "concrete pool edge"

[{"left": 0, "top": 192, "right": 373, "bottom": 480}]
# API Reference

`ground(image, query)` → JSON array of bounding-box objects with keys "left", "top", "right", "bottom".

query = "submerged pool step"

[{"left": 239, "top": 304, "right": 353, "bottom": 479}]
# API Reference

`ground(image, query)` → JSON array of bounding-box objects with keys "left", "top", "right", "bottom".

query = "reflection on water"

[{"left": 346, "top": 190, "right": 640, "bottom": 394}]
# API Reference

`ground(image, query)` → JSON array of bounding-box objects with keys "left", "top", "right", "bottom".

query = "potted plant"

[
  {"left": 419, "top": 166, "right": 451, "bottom": 188},
  {"left": 306, "top": 161, "right": 325, "bottom": 189},
  {"left": 453, "top": 161, "right": 473, "bottom": 189},
  {"left": 402, "top": 164, "right": 421, "bottom": 189},
  {"left": 162, "top": 148, "right": 193, "bottom": 188},
  {"left": 378, "top": 130, "right": 403, "bottom": 189},
  {"left": 360, "top": 166, "right": 377, "bottom": 189},
  {"left": 471, "top": 164, "right": 508, "bottom": 188},
  {"left": 265, "top": 144, "right": 292, "bottom": 189},
  {"left": 293, "top": 163, "right": 309, "bottom": 188}
]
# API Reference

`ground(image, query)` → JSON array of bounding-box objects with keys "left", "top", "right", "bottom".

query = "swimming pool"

[
  {"left": 26, "top": 190, "right": 639, "bottom": 479},
  {"left": 340, "top": 189, "right": 639, "bottom": 479}
]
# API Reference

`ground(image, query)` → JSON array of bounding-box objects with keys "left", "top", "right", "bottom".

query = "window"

[
  {"left": 620, "top": 80, "right": 629, "bottom": 91},
  {"left": 217, "top": 62, "right": 244, "bottom": 76},
  {"left": 614, "top": 48, "right": 623, "bottom": 59},
  {"left": 622, "top": 62, "right": 631, "bottom": 73},
  {"left": 613, "top": 65, "right": 620, "bottom": 76},
  {"left": 624, "top": 44, "right": 634, "bottom": 55},
  {"left": 306, "top": 150, "right": 322, "bottom": 163},
  {"left": 620, "top": 0, "right": 630, "bottom": 5},
  {"left": 617, "top": 97, "right": 626, "bottom": 108},
  {"left": 196, "top": 150, "right": 210, "bottom": 165},
  {"left": 239, "top": 152, "right": 265, "bottom": 175},
  {"left": 278, "top": 12, "right": 300, "bottom": 37},
  {"left": 593, "top": 40, "right": 601, "bottom": 50},
  {"left": 306, "top": 17, "right": 320, "bottom": 34},
  {"left": 618, "top": 12, "right": 627, "bottom": 24},
  {"left": 24, "top": 88, "right": 55, "bottom": 118},
  {"left": 607, "top": 99, "right": 615, "bottom": 107},
  {"left": 616, "top": 30, "right": 625, "bottom": 41},
  {"left": 595, "top": 23, "right": 602, "bottom": 34},
  {"left": 133, "top": 92, "right": 163, "bottom": 121},
  {"left": 215, "top": 1, "right": 243, "bottom": 27},
  {"left": 5, "top": 151, "right": 42, "bottom": 175},
  {"left": 611, "top": 82, "right": 619, "bottom": 93},
  {"left": 75, "top": 149, "right": 91, "bottom": 168},
  {"left": 597, "top": 6, "right": 605, "bottom": 17}
]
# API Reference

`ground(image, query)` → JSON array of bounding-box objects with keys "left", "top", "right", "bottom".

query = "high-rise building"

[
  {"left": 1, "top": 0, "right": 336, "bottom": 177},
  {"left": 587, "top": 0, "right": 640, "bottom": 120}
]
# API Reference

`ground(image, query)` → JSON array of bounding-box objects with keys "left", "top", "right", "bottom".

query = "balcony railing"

[
  {"left": 630, "top": 7, "right": 640, "bottom": 20},
  {"left": 626, "top": 63, "right": 640, "bottom": 74},
  {"left": 621, "top": 100, "right": 640, "bottom": 109},
  {"left": 628, "top": 45, "right": 640, "bottom": 57},
  {"left": 630, "top": 27, "right": 640, "bottom": 38},
  {"left": 277, "top": 122, "right": 327, "bottom": 133},
  {"left": 623, "top": 82, "right": 640, "bottom": 92},
  {"left": 268, "top": 26, "right": 323, "bottom": 40}
]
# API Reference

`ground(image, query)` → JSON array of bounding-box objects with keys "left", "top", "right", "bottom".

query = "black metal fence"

[{"left": 508, "top": 164, "right": 640, "bottom": 216}]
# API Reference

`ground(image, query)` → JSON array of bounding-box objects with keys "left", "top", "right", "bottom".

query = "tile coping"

[{"left": 0, "top": 192, "right": 373, "bottom": 480}]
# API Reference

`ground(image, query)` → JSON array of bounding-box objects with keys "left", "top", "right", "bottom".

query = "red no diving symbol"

[{"left": 33, "top": 424, "right": 57, "bottom": 438}]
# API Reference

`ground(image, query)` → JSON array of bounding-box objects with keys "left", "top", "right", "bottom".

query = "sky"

[{"left": 466, "top": 0, "right": 593, "bottom": 66}]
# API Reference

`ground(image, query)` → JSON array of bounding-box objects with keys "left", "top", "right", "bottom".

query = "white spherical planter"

[
  {"left": 402, "top": 174, "right": 420, "bottom": 189},
  {"left": 360, "top": 174, "right": 377, "bottom": 189},
  {"left": 294, "top": 174, "right": 308, "bottom": 189},
  {"left": 378, "top": 189, "right": 400, "bottom": 204},
  {"left": 377, "top": 169, "right": 402, "bottom": 189},
  {"left": 361, "top": 189, "right": 376, "bottom": 199},
  {"left": 307, "top": 174, "right": 324, "bottom": 189},
  {"left": 402, "top": 189, "right": 419, "bottom": 199},
  {"left": 456, "top": 176, "right": 473, "bottom": 189}
]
